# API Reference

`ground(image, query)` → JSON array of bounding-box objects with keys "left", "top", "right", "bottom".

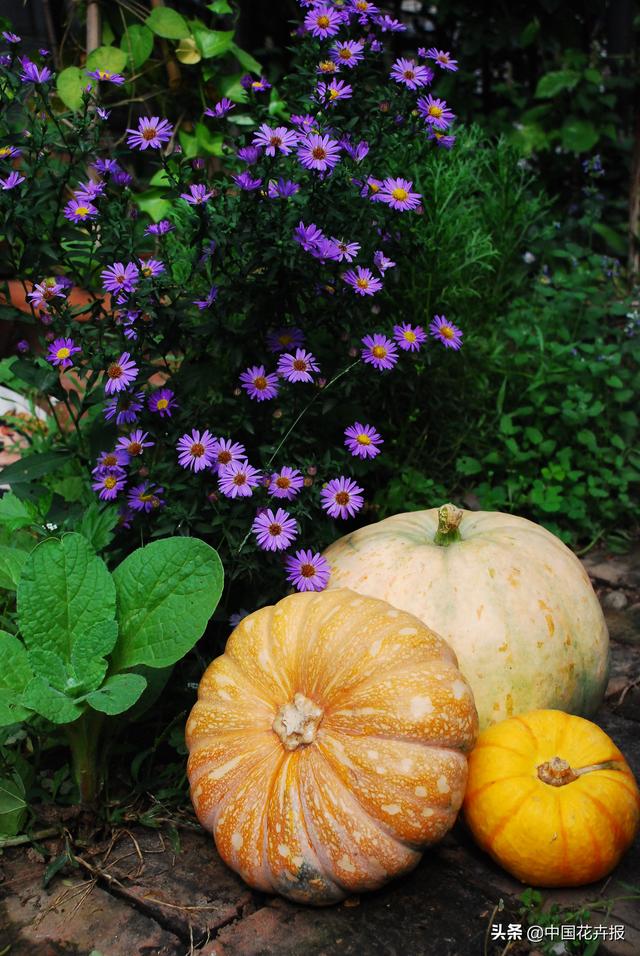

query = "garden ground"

[{"left": 1, "top": 550, "right": 639, "bottom": 956}]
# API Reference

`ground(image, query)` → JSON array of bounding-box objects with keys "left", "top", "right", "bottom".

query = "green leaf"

[
  {"left": 535, "top": 70, "right": 580, "bottom": 98},
  {"left": 0, "top": 450, "right": 72, "bottom": 485},
  {"left": 456, "top": 456, "right": 483, "bottom": 476},
  {"left": 193, "top": 26, "right": 234, "bottom": 58},
  {"left": 0, "top": 774, "right": 27, "bottom": 836},
  {"left": 120, "top": 24, "right": 154, "bottom": 69},
  {"left": 209, "top": 0, "right": 233, "bottom": 12},
  {"left": 77, "top": 503, "right": 119, "bottom": 554},
  {"left": 592, "top": 222, "right": 627, "bottom": 255},
  {"left": 71, "top": 620, "right": 118, "bottom": 693},
  {"left": 86, "top": 673, "right": 147, "bottom": 715},
  {"left": 178, "top": 129, "right": 198, "bottom": 158},
  {"left": 0, "top": 630, "right": 34, "bottom": 726},
  {"left": 0, "top": 546, "right": 28, "bottom": 590},
  {"left": 195, "top": 122, "right": 224, "bottom": 156},
  {"left": 229, "top": 42, "right": 261, "bottom": 74},
  {"left": 524, "top": 426, "right": 543, "bottom": 444},
  {"left": 56, "top": 66, "right": 85, "bottom": 111},
  {"left": 0, "top": 494, "right": 38, "bottom": 533},
  {"left": 217, "top": 71, "right": 248, "bottom": 103},
  {"left": 561, "top": 118, "right": 598, "bottom": 152},
  {"left": 17, "top": 534, "right": 116, "bottom": 665},
  {"left": 27, "top": 648, "right": 69, "bottom": 692},
  {"left": 111, "top": 538, "right": 223, "bottom": 671},
  {"left": 146, "top": 7, "right": 190, "bottom": 40},
  {"left": 85, "top": 46, "right": 128, "bottom": 75},
  {"left": 134, "top": 189, "right": 173, "bottom": 222},
  {"left": 21, "top": 675, "right": 84, "bottom": 724},
  {"left": 520, "top": 18, "right": 539, "bottom": 47}
]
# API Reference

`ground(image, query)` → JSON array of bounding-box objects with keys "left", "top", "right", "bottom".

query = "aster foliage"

[{"left": 0, "top": 6, "right": 463, "bottom": 604}]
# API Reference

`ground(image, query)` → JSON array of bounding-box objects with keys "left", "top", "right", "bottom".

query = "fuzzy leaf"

[
  {"left": 56, "top": 66, "right": 85, "bottom": 111},
  {"left": 535, "top": 70, "right": 580, "bottom": 99},
  {"left": 111, "top": 538, "right": 223, "bottom": 671},
  {"left": 0, "top": 451, "right": 73, "bottom": 485},
  {"left": 85, "top": 673, "right": 147, "bottom": 715},
  {"left": 230, "top": 42, "right": 261, "bottom": 74},
  {"left": 0, "top": 545, "right": 28, "bottom": 590},
  {"left": 193, "top": 27, "right": 234, "bottom": 59},
  {"left": 0, "top": 774, "right": 27, "bottom": 836},
  {"left": 85, "top": 46, "right": 128, "bottom": 75},
  {"left": 0, "top": 494, "right": 38, "bottom": 533},
  {"left": 21, "top": 676, "right": 84, "bottom": 724},
  {"left": 120, "top": 25, "right": 154, "bottom": 69},
  {"left": 0, "top": 630, "right": 34, "bottom": 726},
  {"left": 71, "top": 620, "right": 119, "bottom": 693},
  {"left": 146, "top": 7, "right": 190, "bottom": 40}
]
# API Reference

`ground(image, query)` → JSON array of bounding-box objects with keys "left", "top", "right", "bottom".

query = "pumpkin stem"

[
  {"left": 537, "top": 756, "right": 622, "bottom": 787},
  {"left": 434, "top": 503, "right": 464, "bottom": 546},
  {"left": 272, "top": 693, "right": 323, "bottom": 751}
]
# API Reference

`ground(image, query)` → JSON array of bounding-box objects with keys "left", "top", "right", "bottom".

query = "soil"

[{"left": 1, "top": 548, "right": 639, "bottom": 956}]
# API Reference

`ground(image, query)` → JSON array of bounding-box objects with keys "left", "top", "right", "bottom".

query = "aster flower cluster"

[{"left": 0, "top": 7, "right": 464, "bottom": 600}]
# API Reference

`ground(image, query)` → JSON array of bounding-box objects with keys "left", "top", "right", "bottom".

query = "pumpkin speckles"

[{"left": 186, "top": 588, "right": 477, "bottom": 904}]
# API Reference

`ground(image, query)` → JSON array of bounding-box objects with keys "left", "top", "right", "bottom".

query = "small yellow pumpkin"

[
  {"left": 463, "top": 709, "right": 640, "bottom": 887},
  {"left": 186, "top": 588, "right": 478, "bottom": 905}
]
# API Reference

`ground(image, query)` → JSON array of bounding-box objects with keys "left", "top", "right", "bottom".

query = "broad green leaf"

[
  {"left": 77, "top": 503, "right": 118, "bottom": 554},
  {"left": 111, "top": 538, "right": 223, "bottom": 671},
  {"left": 0, "top": 545, "right": 27, "bottom": 590},
  {"left": 0, "top": 774, "right": 27, "bottom": 836},
  {"left": 149, "top": 168, "right": 171, "bottom": 187},
  {"left": 217, "top": 71, "right": 248, "bottom": 103},
  {"left": 71, "top": 620, "right": 118, "bottom": 693},
  {"left": 134, "top": 189, "right": 173, "bottom": 222},
  {"left": 146, "top": 7, "right": 190, "bottom": 40},
  {"left": 456, "top": 456, "right": 483, "bottom": 476},
  {"left": 86, "top": 673, "right": 147, "bottom": 715},
  {"left": 561, "top": 118, "right": 598, "bottom": 152},
  {"left": 0, "top": 630, "right": 34, "bottom": 726},
  {"left": 17, "top": 533, "right": 116, "bottom": 664},
  {"left": 27, "top": 648, "right": 69, "bottom": 692},
  {"left": 195, "top": 122, "right": 224, "bottom": 156},
  {"left": 209, "top": 0, "right": 233, "bottom": 12},
  {"left": 178, "top": 129, "right": 199, "bottom": 158},
  {"left": 85, "top": 45, "right": 128, "bottom": 75},
  {"left": 193, "top": 27, "right": 234, "bottom": 59},
  {"left": 56, "top": 66, "right": 85, "bottom": 111},
  {"left": 520, "top": 18, "right": 539, "bottom": 47},
  {"left": 592, "top": 222, "right": 627, "bottom": 255},
  {"left": 535, "top": 70, "right": 580, "bottom": 99},
  {"left": 0, "top": 450, "right": 72, "bottom": 485},
  {"left": 120, "top": 24, "right": 154, "bottom": 69},
  {"left": 230, "top": 43, "right": 261, "bottom": 74},
  {"left": 0, "top": 494, "right": 38, "bottom": 533},
  {"left": 21, "top": 676, "right": 84, "bottom": 724}
]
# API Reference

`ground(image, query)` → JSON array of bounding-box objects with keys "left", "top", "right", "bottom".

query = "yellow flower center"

[
  {"left": 317, "top": 15, "right": 330, "bottom": 27},
  {"left": 156, "top": 398, "right": 169, "bottom": 410},
  {"left": 254, "top": 375, "right": 268, "bottom": 390},
  {"left": 0, "top": 147, "right": 10, "bottom": 157},
  {"left": 75, "top": 206, "right": 90, "bottom": 217},
  {"left": 356, "top": 434, "right": 371, "bottom": 445},
  {"left": 356, "top": 277, "right": 369, "bottom": 289},
  {"left": 372, "top": 345, "right": 387, "bottom": 358},
  {"left": 191, "top": 442, "right": 205, "bottom": 458},
  {"left": 404, "top": 330, "right": 417, "bottom": 342},
  {"left": 300, "top": 562, "right": 316, "bottom": 578},
  {"left": 441, "top": 325, "right": 454, "bottom": 339},
  {"left": 320, "top": 59, "right": 337, "bottom": 72},
  {"left": 103, "top": 454, "right": 117, "bottom": 467},
  {"left": 339, "top": 49, "right": 351, "bottom": 60},
  {"left": 356, "top": 0, "right": 368, "bottom": 9},
  {"left": 104, "top": 476, "right": 117, "bottom": 490},
  {"left": 428, "top": 105, "right": 443, "bottom": 118},
  {"left": 142, "top": 266, "right": 153, "bottom": 277},
  {"left": 335, "top": 491, "right": 350, "bottom": 505},
  {"left": 251, "top": 81, "right": 263, "bottom": 89},
  {"left": 99, "top": 70, "right": 111, "bottom": 79},
  {"left": 56, "top": 347, "right": 71, "bottom": 359},
  {"left": 329, "top": 87, "right": 340, "bottom": 99},
  {"left": 369, "top": 182, "right": 380, "bottom": 193},
  {"left": 392, "top": 187, "right": 408, "bottom": 201}
]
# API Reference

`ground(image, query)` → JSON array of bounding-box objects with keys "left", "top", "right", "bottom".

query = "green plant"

[{"left": 0, "top": 532, "right": 222, "bottom": 806}]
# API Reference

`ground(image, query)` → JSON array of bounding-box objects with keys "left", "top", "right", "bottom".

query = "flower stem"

[{"left": 65, "top": 710, "right": 106, "bottom": 806}]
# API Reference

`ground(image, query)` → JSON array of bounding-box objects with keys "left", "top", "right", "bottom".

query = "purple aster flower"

[
  {"left": 297, "top": 133, "right": 341, "bottom": 173},
  {"left": 218, "top": 460, "right": 261, "bottom": 498},
  {"left": 321, "top": 476, "right": 364, "bottom": 519},
  {"left": 105, "top": 391, "right": 144, "bottom": 424},
  {"left": 348, "top": 0, "right": 379, "bottom": 23},
  {"left": 417, "top": 94, "right": 456, "bottom": 130},
  {"left": 116, "top": 429, "right": 154, "bottom": 457},
  {"left": 290, "top": 114, "right": 316, "bottom": 133},
  {"left": 317, "top": 58, "right": 340, "bottom": 75},
  {"left": 86, "top": 68, "right": 125, "bottom": 85},
  {"left": 374, "top": 250, "right": 396, "bottom": 273},
  {"left": 429, "top": 314, "right": 463, "bottom": 350},
  {"left": 252, "top": 124, "right": 298, "bottom": 156},
  {"left": 16, "top": 339, "right": 29, "bottom": 354},
  {"left": 426, "top": 47, "right": 459, "bottom": 71},
  {"left": 0, "top": 146, "right": 21, "bottom": 159},
  {"left": 0, "top": 171, "right": 25, "bottom": 190},
  {"left": 394, "top": 322, "right": 427, "bottom": 351},
  {"left": 317, "top": 79, "right": 353, "bottom": 105},
  {"left": 101, "top": 261, "right": 139, "bottom": 297},
  {"left": 180, "top": 183, "right": 213, "bottom": 205},
  {"left": 2, "top": 32, "right": 21, "bottom": 43},
  {"left": 344, "top": 266, "right": 383, "bottom": 296},
  {"left": 46, "top": 337, "right": 81, "bottom": 370},
  {"left": 361, "top": 333, "right": 399, "bottom": 370},
  {"left": 74, "top": 179, "right": 105, "bottom": 202},
  {"left": 63, "top": 198, "right": 98, "bottom": 223},
  {"left": 210, "top": 438, "right": 246, "bottom": 475},
  {"left": 390, "top": 57, "right": 433, "bottom": 90},
  {"left": 376, "top": 177, "right": 422, "bottom": 212},
  {"left": 96, "top": 107, "right": 111, "bottom": 120},
  {"left": 374, "top": 14, "right": 406, "bottom": 32},
  {"left": 177, "top": 429, "right": 216, "bottom": 472},
  {"left": 237, "top": 145, "right": 260, "bottom": 164},
  {"left": 267, "top": 178, "right": 300, "bottom": 198},
  {"left": 241, "top": 75, "right": 271, "bottom": 93},
  {"left": 277, "top": 348, "right": 319, "bottom": 383},
  {"left": 93, "top": 158, "right": 119, "bottom": 174},
  {"left": 240, "top": 365, "right": 279, "bottom": 401},
  {"left": 204, "top": 97, "right": 235, "bottom": 118},
  {"left": 304, "top": 4, "right": 344, "bottom": 38},
  {"left": 93, "top": 449, "right": 130, "bottom": 473},
  {"left": 268, "top": 466, "right": 304, "bottom": 500},
  {"left": 330, "top": 39, "right": 365, "bottom": 68},
  {"left": 128, "top": 482, "right": 165, "bottom": 513},
  {"left": 139, "top": 257, "right": 165, "bottom": 278},
  {"left": 193, "top": 285, "right": 218, "bottom": 309},
  {"left": 92, "top": 467, "right": 126, "bottom": 501},
  {"left": 126, "top": 116, "right": 173, "bottom": 150},
  {"left": 311, "top": 237, "right": 340, "bottom": 262},
  {"left": 344, "top": 422, "right": 383, "bottom": 459},
  {"left": 19, "top": 58, "right": 52, "bottom": 83},
  {"left": 294, "top": 220, "right": 325, "bottom": 252},
  {"left": 370, "top": 38, "right": 384, "bottom": 53},
  {"left": 252, "top": 507, "right": 298, "bottom": 552},
  {"left": 104, "top": 352, "right": 139, "bottom": 394},
  {"left": 267, "top": 327, "right": 305, "bottom": 353},
  {"left": 27, "top": 279, "right": 65, "bottom": 310},
  {"left": 232, "top": 171, "right": 262, "bottom": 191},
  {"left": 284, "top": 549, "right": 331, "bottom": 592},
  {"left": 429, "top": 130, "right": 456, "bottom": 149},
  {"left": 145, "top": 219, "right": 174, "bottom": 236},
  {"left": 112, "top": 168, "right": 133, "bottom": 187},
  {"left": 360, "top": 175, "right": 384, "bottom": 199},
  {"left": 148, "top": 387, "right": 177, "bottom": 417},
  {"left": 343, "top": 139, "right": 369, "bottom": 162},
  {"left": 331, "top": 238, "right": 360, "bottom": 262}
]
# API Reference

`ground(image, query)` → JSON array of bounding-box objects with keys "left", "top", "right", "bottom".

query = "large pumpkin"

[
  {"left": 464, "top": 709, "right": 640, "bottom": 886},
  {"left": 185, "top": 588, "right": 478, "bottom": 905},
  {"left": 323, "top": 504, "right": 609, "bottom": 729}
]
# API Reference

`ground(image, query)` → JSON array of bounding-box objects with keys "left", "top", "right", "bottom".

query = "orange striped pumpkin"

[
  {"left": 186, "top": 588, "right": 478, "bottom": 904},
  {"left": 463, "top": 709, "right": 640, "bottom": 886}
]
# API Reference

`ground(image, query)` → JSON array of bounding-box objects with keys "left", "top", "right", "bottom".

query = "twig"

[{"left": 0, "top": 827, "right": 59, "bottom": 848}]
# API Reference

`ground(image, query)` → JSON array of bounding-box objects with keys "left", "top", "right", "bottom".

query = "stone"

[{"left": 603, "top": 590, "right": 629, "bottom": 611}]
